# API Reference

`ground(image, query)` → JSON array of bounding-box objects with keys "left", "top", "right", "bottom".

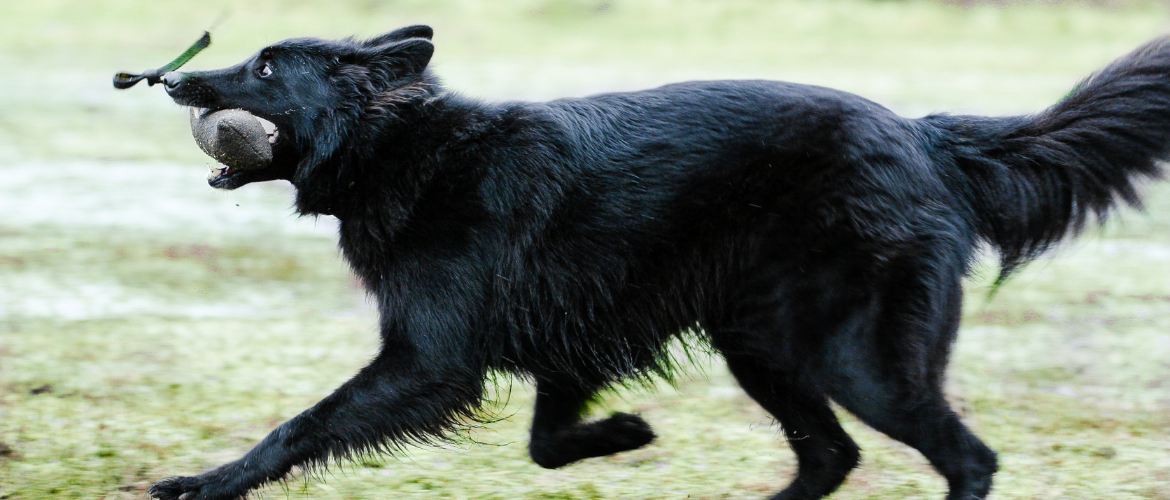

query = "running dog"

[{"left": 150, "top": 25, "right": 1170, "bottom": 500}]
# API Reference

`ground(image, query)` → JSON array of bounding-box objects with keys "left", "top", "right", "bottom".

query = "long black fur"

[{"left": 148, "top": 27, "right": 1170, "bottom": 500}]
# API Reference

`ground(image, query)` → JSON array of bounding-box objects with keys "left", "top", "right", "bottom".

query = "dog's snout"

[{"left": 161, "top": 72, "right": 185, "bottom": 93}]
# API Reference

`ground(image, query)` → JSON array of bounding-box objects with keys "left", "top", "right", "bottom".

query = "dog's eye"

[{"left": 256, "top": 62, "right": 273, "bottom": 79}]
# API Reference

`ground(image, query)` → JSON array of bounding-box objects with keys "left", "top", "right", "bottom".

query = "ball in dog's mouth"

[{"left": 188, "top": 108, "right": 280, "bottom": 182}]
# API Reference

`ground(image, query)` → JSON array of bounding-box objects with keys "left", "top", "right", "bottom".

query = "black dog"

[{"left": 150, "top": 25, "right": 1170, "bottom": 500}]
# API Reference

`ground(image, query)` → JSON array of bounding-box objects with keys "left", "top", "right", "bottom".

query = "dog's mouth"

[
  {"left": 204, "top": 112, "right": 282, "bottom": 183},
  {"left": 189, "top": 107, "right": 287, "bottom": 189}
]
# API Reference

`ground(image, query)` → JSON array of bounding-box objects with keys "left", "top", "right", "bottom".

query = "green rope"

[{"left": 113, "top": 31, "right": 210, "bottom": 89}]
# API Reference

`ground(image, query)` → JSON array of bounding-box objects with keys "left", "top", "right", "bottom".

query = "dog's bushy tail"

[{"left": 924, "top": 37, "right": 1170, "bottom": 282}]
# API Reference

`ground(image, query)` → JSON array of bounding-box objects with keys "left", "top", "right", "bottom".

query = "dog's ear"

[
  {"left": 335, "top": 37, "right": 434, "bottom": 89},
  {"left": 364, "top": 25, "right": 433, "bottom": 47},
  {"left": 332, "top": 37, "right": 434, "bottom": 97},
  {"left": 363, "top": 37, "right": 435, "bottom": 76}
]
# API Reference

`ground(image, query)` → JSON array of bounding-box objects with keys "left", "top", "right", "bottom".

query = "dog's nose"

[{"left": 161, "top": 72, "right": 185, "bottom": 93}]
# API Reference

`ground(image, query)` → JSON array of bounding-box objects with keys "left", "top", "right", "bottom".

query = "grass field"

[{"left": 1, "top": 0, "right": 1169, "bottom": 499}]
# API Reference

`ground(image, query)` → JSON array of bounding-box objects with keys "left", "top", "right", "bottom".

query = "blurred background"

[{"left": 1, "top": 0, "right": 1169, "bottom": 498}]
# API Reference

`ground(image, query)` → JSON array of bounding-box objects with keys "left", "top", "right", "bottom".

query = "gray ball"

[{"left": 189, "top": 108, "right": 273, "bottom": 170}]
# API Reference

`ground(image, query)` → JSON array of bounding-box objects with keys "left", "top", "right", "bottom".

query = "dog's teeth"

[{"left": 207, "top": 167, "right": 225, "bottom": 181}]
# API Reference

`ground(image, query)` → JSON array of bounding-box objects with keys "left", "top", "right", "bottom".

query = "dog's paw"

[
  {"left": 147, "top": 472, "right": 249, "bottom": 500},
  {"left": 147, "top": 476, "right": 205, "bottom": 500},
  {"left": 530, "top": 412, "right": 657, "bottom": 468},
  {"left": 594, "top": 412, "right": 656, "bottom": 451}
]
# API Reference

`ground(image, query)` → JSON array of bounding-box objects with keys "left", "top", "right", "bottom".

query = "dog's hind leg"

[
  {"left": 720, "top": 352, "right": 861, "bottom": 500},
  {"left": 527, "top": 379, "right": 656, "bottom": 469},
  {"left": 708, "top": 271, "right": 863, "bottom": 500},
  {"left": 822, "top": 265, "right": 998, "bottom": 500}
]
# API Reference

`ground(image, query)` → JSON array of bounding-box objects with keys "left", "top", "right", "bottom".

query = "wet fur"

[{"left": 151, "top": 26, "right": 1170, "bottom": 500}]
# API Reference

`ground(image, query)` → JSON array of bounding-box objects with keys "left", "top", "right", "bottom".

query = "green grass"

[{"left": 2, "top": 0, "right": 1170, "bottom": 499}]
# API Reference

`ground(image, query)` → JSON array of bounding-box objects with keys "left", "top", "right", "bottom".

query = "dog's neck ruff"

[{"left": 290, "top": 84, "right": 466, "bottom": 223}]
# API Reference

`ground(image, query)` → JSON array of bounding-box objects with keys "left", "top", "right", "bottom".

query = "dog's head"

[{"left": 163, "top": 25, "right": 436, "bottom": 190}]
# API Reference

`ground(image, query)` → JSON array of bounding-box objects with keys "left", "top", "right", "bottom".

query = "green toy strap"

[{"left": 113, "top": 31, "right": 211, "bottom": 89}]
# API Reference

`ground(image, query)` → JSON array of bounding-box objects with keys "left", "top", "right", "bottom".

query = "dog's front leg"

[
  {"left": 528, "top": 379, "right": 656, "bottom": 469},
  {"left": 149, "top": 344, "right": 484, "bottom": 500}
]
